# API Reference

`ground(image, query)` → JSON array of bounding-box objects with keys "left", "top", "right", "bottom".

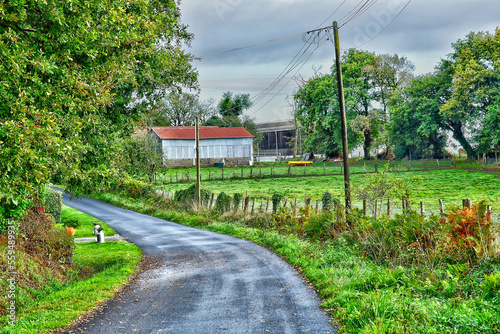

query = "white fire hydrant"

[{"left": 93, "top": 223, "right": 105, "bottom": 243}]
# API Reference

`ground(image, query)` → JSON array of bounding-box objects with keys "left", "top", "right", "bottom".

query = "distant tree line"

[{"left": 294, "top": 29, "right": 500, "bottom": 160}]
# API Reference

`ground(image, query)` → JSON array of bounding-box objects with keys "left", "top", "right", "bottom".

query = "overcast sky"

[{"left": 179, "top": 0, "right": 500, "bottom": 123}]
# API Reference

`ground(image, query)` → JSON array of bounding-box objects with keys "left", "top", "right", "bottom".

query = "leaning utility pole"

[
  {"left": 333, "top": 21, "right": 352, "bottom": 212},
  {"left": 195, "top": 116, "right": 201, "bottom": 210}
]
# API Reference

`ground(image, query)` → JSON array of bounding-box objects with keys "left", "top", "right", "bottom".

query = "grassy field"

[{"left": 157, "top": 168, "right": 500, "bottom": 217}]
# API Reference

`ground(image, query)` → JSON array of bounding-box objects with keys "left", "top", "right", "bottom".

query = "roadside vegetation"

[
  {"left": 0, "top": 191, "right": 141, "bottom": 334},
  {"left": 92, "top": 170, "right": 500, "bottom": 333}
]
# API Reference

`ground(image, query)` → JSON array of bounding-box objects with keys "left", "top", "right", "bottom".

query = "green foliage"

[
  {"left": 173, "top": 184, "right": 210, "bottom": 208},
  {"left": 353, "top": 170, "right": 407, "bottom": 218},
  {"left": 321, "top": 192, "right": 333, "bottom": 212},
  {"left": 271, "top": 194, "right": 282, "bottom": 214},
  {"left": 233, "top": 193, "right": 243, "bottom": 211},
  {"left": 0, "top": 0, "right": 197, "bottom": 225},
  {"left": 122, "top": 132, "right": 164, "bottom": 183},
  {"left": 214, "top": 192, "right": 232, "bottom": 213},
  {"left": 218, "top": 92, "right": 252, "bottom": 118},
  {"left": 41, "top": 187, "right": 63, "bottom": 224},
  {"left": 63, "top": 218, "right": 79, "bottom": 229}
]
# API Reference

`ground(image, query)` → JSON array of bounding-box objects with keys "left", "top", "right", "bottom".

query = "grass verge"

[
  {"left": 0, "top": 212, "right": 141, "bottom": 334},
  {"left": 58, "top": 204, "right": 116, "bottom": 238}
]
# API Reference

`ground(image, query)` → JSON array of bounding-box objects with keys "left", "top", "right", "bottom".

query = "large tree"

[
  {"left": 0, "top": 0, "right": 197, "bottom": 227},
  {"left": 141, "top": 93, "right": 215, "bottom": 127}
]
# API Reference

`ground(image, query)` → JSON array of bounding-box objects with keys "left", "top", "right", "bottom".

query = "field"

[{"left": 157, "top": 167, "right": 500, "bottom": 218}]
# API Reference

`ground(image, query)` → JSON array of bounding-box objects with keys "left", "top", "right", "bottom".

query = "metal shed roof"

[{"left": 150, "top": 126, "right": 254, "bottom": 140}]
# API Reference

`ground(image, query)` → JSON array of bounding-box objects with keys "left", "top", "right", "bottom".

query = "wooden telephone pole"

[
  {"left": 195, "top": 116, "right": 201, "bottom": 210},
  {"left": 333, "top": 21, "right": 352, "bottom": 212}
]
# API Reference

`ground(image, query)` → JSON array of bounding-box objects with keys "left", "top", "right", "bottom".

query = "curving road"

[{"left": 62, "top": 192, "right": 335, "bottom": 334}]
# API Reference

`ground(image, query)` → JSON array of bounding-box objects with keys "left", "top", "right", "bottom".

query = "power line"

[{"left": 350, "top": 0, "right": 412, "bottom": 48}]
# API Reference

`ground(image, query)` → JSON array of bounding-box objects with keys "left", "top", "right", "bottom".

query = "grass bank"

[
  {"left": 93, "top": 189, "right": 500, "bottom": 334},
  {"left": 0, "top": 209, "right": 141, "bottom": 334}
]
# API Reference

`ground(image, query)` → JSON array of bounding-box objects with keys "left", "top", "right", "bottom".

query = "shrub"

[
  {"left": 440, "top": 201, "right": 497, "bottom": 264},
  {"left": 42, "top": 187, "right": 63, "bottom": 224},
  {"left": 215, "top": 192, "right": 232, "bottom": 213},
  {"left": 174, "top": 184, "right": 211, "bottom": 208},
  {"left": 233, "top": 193, "right": 242, "bottom": 211},
  {"left": 272, "top": 194, "right": 282, "bottom": 214}
]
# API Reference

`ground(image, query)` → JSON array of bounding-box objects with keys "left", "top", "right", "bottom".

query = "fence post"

[
  {"left": 209, "top": 170, "right": 211, "bottom": 181},
  {"left": 210, "top": 193, "right": 214, "bottom": 209},
  {"left": 260, "top": 198, "right": 264, "bottom": 213},
  {"left": 241, "top": 168, "right": 244, "bottom": 178},
  {"left": 304, "top": 193, "right": 307, "bottom": 206},
  {"left": 244, "top": 196, "right": 249, "bottom": 212},
  {"left": 233, "top": 169, "right": 236, "bottom": 179},
  {"left": 304, "top": 165, "right": 306, "bottom": 176},
  {"left": 439, "top": 199, "right": 444, "bottom": 214},
  {"left": 283, "top": 198, "right": 288, "bottom": 208},
  {"left": 266, "top": 196, "right": 270, "bottom": 213},
  {"left": 288, "top": 166, "right": 291, "bottom": 176},
  {"left": 251, "top": 198, "right": 256, "bottom": 214},
  {"left": 250, "top": 167, "right": 253, "bottom": 178},
  {"left": 363, "top": 199, "right": 367, "bottom": 216},
  {"left": 463, "top": 199, "right": 471, "bottom": 209},
  {"left": 315, "top": 200, "right": 319, "bottom": 214},
  {"left": 293, "top": 198, "right": 298, "bottom": 216},
  {"left": 420, "top": 202, "right": 425, "bottom": 216}
]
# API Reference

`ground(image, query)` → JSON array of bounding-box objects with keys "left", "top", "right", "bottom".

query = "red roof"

[{"left": 150, "top": 126, "right": 254, "bottom": 140}]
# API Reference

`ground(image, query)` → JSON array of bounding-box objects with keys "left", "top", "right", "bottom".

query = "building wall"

[{"left": 161, "top": 138, "right": 253, "bottom": 167}]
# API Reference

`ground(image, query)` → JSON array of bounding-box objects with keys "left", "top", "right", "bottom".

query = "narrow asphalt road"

[{"left": 61, "top": 192, "right": 335, "bottom": 334}]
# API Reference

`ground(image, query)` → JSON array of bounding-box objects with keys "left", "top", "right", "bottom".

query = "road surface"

[{"left": 62, "top": 192, "right": 335, "bottom": 334}]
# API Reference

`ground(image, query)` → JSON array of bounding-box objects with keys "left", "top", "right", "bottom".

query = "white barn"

[{"left": 149, "top": 126, "right": 254, "bottom": 167}]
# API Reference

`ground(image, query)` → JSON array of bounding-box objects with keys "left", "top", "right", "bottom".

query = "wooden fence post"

[
  {"left": 463, "top": 199, "right": 471, "bottom": 209},
  {"left": 250, "top": 167, "right": 253, "bottom": 178},
  {"left": 266, "top": 197, "right": 270, "bottom": 213},
  {"left": 439, "top": 199, "right": 444, "bottom": 214},
  {"left": 233, "top": 169, "right": 236, "bottom": 179},
  {"left": 293, "top": 198, "right": 297, "bottom": 216},
  {"left": 283, "top": 198, "right": 288, "bottom": 208},
  {"left": 363, "top": 199, "right": 367, "bottom": 216},
  {"left": 260, "top": 198, "right": 264, "bottom": 213},
  {"left": 420, "top": 202, "right": 425, "bottom": 216},
  {"left": 251, "top": 198, "right": 256, "bottom": 214},
  {"left": 315, "top": 200, "right": 319, "bottom": 214},
  {"left": 288, "top": 166, "right": 291, "bottom": 176},
  {"left": 244, "top": 196, "right": 249, "bottom": 212},
  {"left": 241, "top": 168, "right": 244, "bottom": 178},
  {"left": 210, "top": 193, "right": 214, "bottom": 209}
]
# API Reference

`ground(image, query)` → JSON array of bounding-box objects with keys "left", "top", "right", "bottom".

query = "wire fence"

[{"left": 156, "top": 159, "right": 456, "bottom": 184}]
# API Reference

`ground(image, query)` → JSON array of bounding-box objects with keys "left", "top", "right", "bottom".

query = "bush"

[
  {"left": 215, "top": 192, "right": 232, "bottom": 213},
  {"left": 174, "top": 184, "right": 211, "bottom": 208},
  {"left": 272, "top": 194, "right": 282, "bottom": 214},
  {"left": 42, "top": 187, "right": 63, "bottom": 224},
  {"left": 233, "top": 193, "right": 243, "bottom": 211}
]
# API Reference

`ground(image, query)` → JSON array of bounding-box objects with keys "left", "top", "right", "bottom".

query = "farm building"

[
  {"left": 149, "top": 126, "right": 254, "bottom": 167},
  {"left": 256, "top": 119, "right": 298, "bottom": 161}
]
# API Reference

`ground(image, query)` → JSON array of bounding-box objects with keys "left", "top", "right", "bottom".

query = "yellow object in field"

[{"left": 288, "top": 161, "right": 313, "bottom": 166}]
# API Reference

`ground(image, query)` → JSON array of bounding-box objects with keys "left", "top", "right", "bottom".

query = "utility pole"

[
  {"left": 195, "top": 116, "right": 201, "bottom": 210},
  {"left": 333, "top": 21, "right": 352, "bottom": 212}
]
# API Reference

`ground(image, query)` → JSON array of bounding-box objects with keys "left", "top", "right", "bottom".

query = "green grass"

[
  {"left": 158, "top": 168, "right": 500, "bottom": 216},
  {"left": 0, "top": 211, "right": 141, "bottom": 334},
  {"left": 58, "top": 204, "right": 116, "bottom": 238},
  {"left": 90, "top": 191, "right": 500, "bottom": 334}
]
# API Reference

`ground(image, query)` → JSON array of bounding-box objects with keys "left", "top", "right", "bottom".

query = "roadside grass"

[
  {"left": 157, "top": 168, "right": 500, "bottom": 215},
  {"left": 58, "top": 204, "right": 116, "bottom": 238},
  {"left": 0, "top": 213, "right": 141, "bottom": 334},
  {"left": 92, "top": 190, "right": 500, "bottom": 334}
]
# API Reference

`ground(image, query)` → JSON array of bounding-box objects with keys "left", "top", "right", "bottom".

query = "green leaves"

[{"left": 0, "top": 0, "right": 197, "bottom": 227}]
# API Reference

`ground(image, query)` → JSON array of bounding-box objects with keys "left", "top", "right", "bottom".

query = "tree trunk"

[
  {"left": 450, "top": 122, "right": 475, "bottom": 158},
  {"left": 363, "top": 128, "right": 372, "bottom": 160}
]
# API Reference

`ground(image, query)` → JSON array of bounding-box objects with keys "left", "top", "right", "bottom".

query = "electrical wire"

[{"left": 350, "top": 0, "right": 412, "bottom": 48}]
